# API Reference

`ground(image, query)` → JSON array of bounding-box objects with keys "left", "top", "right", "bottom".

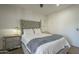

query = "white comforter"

[{"left": 21, "top": 33, "right": 70, "bottom": 54}]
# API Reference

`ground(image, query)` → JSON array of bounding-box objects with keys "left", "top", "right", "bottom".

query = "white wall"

[
  {"left": 47, "top": 5, "right": 79, "bottom": 47},
  {"left": 0, "top": 5, "right": 46, "bottom": 36}
]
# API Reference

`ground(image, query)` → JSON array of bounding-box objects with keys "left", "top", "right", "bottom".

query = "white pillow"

[
  {"left": 23, "top": 29, "right": 34, "bottom": 36},
  {"left": 34, "top": 29, "right": 42, "bottom": 34}
]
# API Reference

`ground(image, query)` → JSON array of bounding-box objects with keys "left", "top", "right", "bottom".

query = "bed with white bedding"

[
  {"left": 20, "top": 20, "right": 70, "bottom": 54},
  {"left": 21, "top": 29, "right": 70, "bottom": 54}
]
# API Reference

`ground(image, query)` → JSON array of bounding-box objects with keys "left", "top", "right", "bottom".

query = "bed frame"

[{"left": 20, "top": 20, "right": 70, "bottom": 54}]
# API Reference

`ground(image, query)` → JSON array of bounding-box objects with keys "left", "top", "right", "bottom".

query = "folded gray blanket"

[{"left": 27, "top": 34, "right": 63, "bottom": 53}]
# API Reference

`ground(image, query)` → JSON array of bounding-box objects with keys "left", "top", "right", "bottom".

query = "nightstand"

[
  {"left": 3, "top": 36, "right": 21, "bottom": 50},
  {"left": 0, "top": 37, "right": 8, "bottom": 54},
  {"left": 0, "top": 37, "right": 4, "bottom": 50}
]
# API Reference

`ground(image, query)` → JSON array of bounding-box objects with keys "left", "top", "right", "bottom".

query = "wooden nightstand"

[{"left": 3, "top": 36, "right": 21, "bottom": 50}]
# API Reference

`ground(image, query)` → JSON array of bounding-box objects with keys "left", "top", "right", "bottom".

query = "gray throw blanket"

[{"left": 27, "top": 34, "right": 63, "bottom": 53}]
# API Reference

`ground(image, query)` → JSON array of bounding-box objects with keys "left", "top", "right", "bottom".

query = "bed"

[{"left": 20, "top": 20, "right": 70, "bottom": 54}]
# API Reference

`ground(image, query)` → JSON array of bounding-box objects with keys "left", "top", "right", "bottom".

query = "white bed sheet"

[{"left": 21, "top": 33, "right": 70, "bottom": 54}]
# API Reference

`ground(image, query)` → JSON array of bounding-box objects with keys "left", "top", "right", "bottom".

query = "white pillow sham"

[
  {"left": 34, "top": 28, "right": 42, "bottom": 34},
  {"left": 23, "top": 29, "right": 34, "bottom": 36}
]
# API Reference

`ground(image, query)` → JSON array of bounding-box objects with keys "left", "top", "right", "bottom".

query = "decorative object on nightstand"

[{"left": 14, "top": 27, "right": 21, "bottom": 36}]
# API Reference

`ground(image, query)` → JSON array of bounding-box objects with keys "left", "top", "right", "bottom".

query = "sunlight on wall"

[{"left": 0, "top": 29, "right": 21, "bottom": 36}]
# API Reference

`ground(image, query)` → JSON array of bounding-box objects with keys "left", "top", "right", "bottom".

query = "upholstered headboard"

[
  {"left": 20, "top": 20, "right": 41, "bottom": 29},
  {"left": 20, "top": 20, "right": 41, "bottom": 34}
]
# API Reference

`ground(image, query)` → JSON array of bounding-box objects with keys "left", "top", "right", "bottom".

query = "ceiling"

[{"left": 12, "top": 4, "right": 72, "bottom": 15}]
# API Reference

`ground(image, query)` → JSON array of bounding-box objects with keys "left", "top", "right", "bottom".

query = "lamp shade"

[{"left": 15, "top": 27, "right": 21, "bottom": 36}]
